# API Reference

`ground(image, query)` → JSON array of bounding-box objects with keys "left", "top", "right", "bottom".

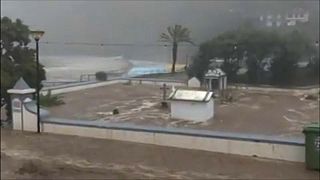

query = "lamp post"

[
  {"left": 233, "top": 43, "right": 239, "bottom": 67},
  {"left": 30, "top": 30, "right": 45, "bottom": 133}
]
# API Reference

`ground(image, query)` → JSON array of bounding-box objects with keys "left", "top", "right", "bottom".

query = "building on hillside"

[
  {"left": 285, "top": 8, "right": 309, "bottom": 26},
  {"left": 258, "top": 8, "right": 309, "bottom": 27},
  {"left": 168, "top": 89, "right": 214, "bottom": 122}
]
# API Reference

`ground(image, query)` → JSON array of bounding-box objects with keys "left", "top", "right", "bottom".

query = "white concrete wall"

[
  {"left": 170, "top": 99, "right": 214, "bottom": 122},
  {"left": 130, "top": 80, "right": 186, "bottom": 87},
  {"left": 42, "top": 80, "right": 127, "bottom": 95},
  {"left": 41, "top": 123, "right": 304, "bottom": 162},
  {"left": 42, "top": 123, "right": 112, "bottom": 139},
  {"left": 22, "top": 105, "right": 38, "bottom": 132},
  {"left": 12, "top": 111, "right": 22, "bottom": 130},
  {"left": 42, "top": 79, "right": 186, "bottom": 95},
  {"left": 12, "top": 98, "right": 23, "bottom": 130},
  {"left": 12, "top": 101, "right": 38, "bottom": 132},
  {"left": 229, "top": 85, "right": 319, "bottom": 94}
]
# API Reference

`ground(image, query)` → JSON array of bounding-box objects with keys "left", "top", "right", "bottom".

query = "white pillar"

[
  {"left": 219, "top": 77, "right": 223, "bottom": 90},
  {"left": 209, "top": 79, "right": 212, "bottom": 91},
  {"left": 11, "top": 98, "right": 23, "bottom": 130}
]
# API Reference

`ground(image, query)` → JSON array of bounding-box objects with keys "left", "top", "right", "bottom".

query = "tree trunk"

[{"left": 171, "top": 42, "right": 178, "bottom": 73}]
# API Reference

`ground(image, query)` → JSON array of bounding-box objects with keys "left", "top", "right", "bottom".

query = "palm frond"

[
  {"left": 160, "top": 24, "right": 193, "bottom": 44},
  {"left": 160, "top": 33, "right": 172, "bottom": 42},
  {"left": 180, "top": 38, "right": 195, "bottom": 45}
]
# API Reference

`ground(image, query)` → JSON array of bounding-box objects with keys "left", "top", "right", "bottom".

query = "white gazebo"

[
  {"left": 168, "top": 89, "right": 214, "bottom": 122},
  {"left": 203, "top": 68, "right": 227, "bottom": 95}
]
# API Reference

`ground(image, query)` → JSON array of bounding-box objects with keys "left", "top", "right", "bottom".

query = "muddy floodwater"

[
  {"left": 47, "top": 83, "right": 319, "bottom": 138},
  {"left": 1, "top": 129, "right": 319, "bottom": 179}
]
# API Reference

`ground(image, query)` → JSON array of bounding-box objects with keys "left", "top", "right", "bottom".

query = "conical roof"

[{"left": 13, "top": 78, "right": 31, "bottom": 90}]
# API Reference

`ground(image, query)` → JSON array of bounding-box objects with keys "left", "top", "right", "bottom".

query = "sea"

[{"left": 39, "top": 43, "right": 197, "bottom": 81}]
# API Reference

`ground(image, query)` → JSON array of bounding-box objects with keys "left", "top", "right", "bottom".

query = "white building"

[
  {"left": 203, "top": 68, "right": 227, "bottom": 95},
  {"left": 259, "top": 8, "right": 309, "bottom": 27},
  {"left": 286, "top": 8, "right": 309, "bottom": 26},
  {"left": 168, "top": 89, "right": 214, "bottom": 122}
]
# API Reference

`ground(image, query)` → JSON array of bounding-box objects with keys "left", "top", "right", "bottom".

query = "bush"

[
  {"left": 40, "top": 91, "right": 65, "bottom": 107},
  {"left": 305, "top": 94, "right": 318, "bottom": 101},
  {"left": 307, "top": 58, "right": 319, "bottom": 82},
  {"left": 113, "top": 108, "right": 119, "bottom": 115},
  {"left": 95, "top": 71, "right": 108, "bottom": 81}
]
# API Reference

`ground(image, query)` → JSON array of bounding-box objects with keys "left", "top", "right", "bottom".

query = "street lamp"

[
  {"left": 30, "top": 30, "right": 45, "bottom": 133},
  {"left": 233, "top": 43, "right": 238, "bottom": 51}
]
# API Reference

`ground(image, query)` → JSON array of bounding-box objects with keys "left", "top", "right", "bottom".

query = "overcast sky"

[{"left": 1, "top": 1, "right": 318, "bottom": 45}]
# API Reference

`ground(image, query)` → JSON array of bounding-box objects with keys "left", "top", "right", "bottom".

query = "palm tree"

[{"left": 160, "top": 24, "right": 193, "bottom": 73}]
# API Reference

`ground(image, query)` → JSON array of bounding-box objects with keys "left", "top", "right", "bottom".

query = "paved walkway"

[{"left": 1, "top": 129, "right": 319, "bottom": 179}]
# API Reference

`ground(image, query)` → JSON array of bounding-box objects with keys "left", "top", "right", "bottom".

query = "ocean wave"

[
  {"left": 42, "top": 55, "right": 131, "bottom": 81},
  {"left": 42, "top": 55, "right": 173, "bottom": 81}
]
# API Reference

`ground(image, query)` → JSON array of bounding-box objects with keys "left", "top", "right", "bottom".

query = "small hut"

[{"left": 168, "top": 89, "right": 214, "bottom": 122}]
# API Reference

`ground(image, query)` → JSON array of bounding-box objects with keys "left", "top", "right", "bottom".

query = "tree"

[
  {"left": 270, "top": 47, "right": 296, "bottom": 85},
  {"left": 1, "top": 17, "right": 46, "bottom": 118},
  {"left": 189, "top": 30, "right": 243, "bottom": 81},
  {"left": 270, "top": 30, "right": 312, "bottom": 85},
  {"left": 190, "top": 27, "right": 315, "bottom": 86},
  {"left": 307, "top": 55, "right": 319, "bottom": 83},
  {"left": 160, "top": 24, "right": 193, "bottom": 73}
]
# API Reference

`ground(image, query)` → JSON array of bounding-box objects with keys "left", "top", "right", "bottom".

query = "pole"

[
  {"left": 35, "top": 39, "right": 40, "bottom": 133},
  {"left": 160, "top": 83, "right": 169, "bottom": 101},
  {"left": 185, "top": 55, "right": 188, "bottom": 69}
]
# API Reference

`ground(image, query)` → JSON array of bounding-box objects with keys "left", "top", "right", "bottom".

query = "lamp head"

[{"left": 30, "top": 30, "right": 45, "bottom": 41}]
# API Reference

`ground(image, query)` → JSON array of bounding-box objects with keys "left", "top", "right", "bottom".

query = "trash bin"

[{"left": 303, "top": 123, "right": 320, "bottom": 170}]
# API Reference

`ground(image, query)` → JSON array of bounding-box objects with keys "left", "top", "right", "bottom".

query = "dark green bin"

[{"left": 303, "top": 123, "right": 320, "bottom": 170}]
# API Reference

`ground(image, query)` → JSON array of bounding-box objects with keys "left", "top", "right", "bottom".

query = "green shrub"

[
  {"left": 113, "top": 108, "right": 119, "bottom": 115},
  {"left": 40, "top": 91, "right": 65, "bottom": 107},
  {"left": 95, "top": 71, "right": 108, "bottom": 81}
]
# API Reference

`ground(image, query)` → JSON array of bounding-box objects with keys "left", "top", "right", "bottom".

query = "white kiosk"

[
  {"left": 168, "top": 89, "right": 214, "bottom": 122},
  {"left": 7, "top": 78, "right": 49, "bottom": 132}
]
